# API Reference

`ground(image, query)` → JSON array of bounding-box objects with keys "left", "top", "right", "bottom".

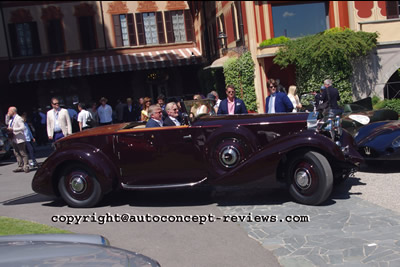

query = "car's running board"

[{"left": 121, "top": 177, "right": 208, "bottom": 190}]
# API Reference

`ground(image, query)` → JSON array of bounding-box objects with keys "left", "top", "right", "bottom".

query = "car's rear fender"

[
  {"left": 209, "top": 130, "right": 354, "bottom": 186},
  {"left": 36, "top": 144, "right": 118, "bottom": 196}
]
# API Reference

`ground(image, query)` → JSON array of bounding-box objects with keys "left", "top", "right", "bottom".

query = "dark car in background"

[
  {"left": 355, "top": 120, "right": 400, "bottom": 165},
  {"left": 0, "top": 123, "right": 12, "bottom": 160},
  {"left": 300, "top": 95, "right": 398, "bottom": 136},
  {"left": 341, "top": 100, "right": 398, "bottom": 136},
  {"left": 32, "top": 100, "right": 363, "bottom": 208}
]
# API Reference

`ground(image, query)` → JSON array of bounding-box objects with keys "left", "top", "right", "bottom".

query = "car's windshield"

[{"left": 343, "top": 104, "right": 369, "bottom": 113}]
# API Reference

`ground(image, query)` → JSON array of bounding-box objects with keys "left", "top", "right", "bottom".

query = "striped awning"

[{"left": 9, "top": 47, "right": 203, "bottom": 83}]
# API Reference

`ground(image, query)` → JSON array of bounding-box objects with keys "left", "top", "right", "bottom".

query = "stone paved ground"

[{"left": 216, "top": 163, "right": 400, "bottom": 267}]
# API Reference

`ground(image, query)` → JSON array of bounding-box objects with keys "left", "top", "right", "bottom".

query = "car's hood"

[
  {"left": 356, "top": 120, "right": 400, "bottom": 144},
  {"left": 0, "top": 241, "right": 160, "bottom": 266}
]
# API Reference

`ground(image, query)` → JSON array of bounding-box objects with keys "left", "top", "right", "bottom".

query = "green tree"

[
  {"left": 223, "top": 51, "right": 257, "bottom": 111},
  {"left": 273, "top": 28, "right": 378, "bottom": 105}
]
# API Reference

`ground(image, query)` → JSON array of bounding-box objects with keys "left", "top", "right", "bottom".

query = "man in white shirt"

[
  {"left": 97, "top": 97, "right": 113, "bottom": 125},
  {"left": 163, "top": 102, "right": 181, "bottom": 126},
  {"left": 77, "top": 103, "right": 92, "bottom": 131},
  {"left": 47, "top": 97, "right": 72, "bottom": 142}
]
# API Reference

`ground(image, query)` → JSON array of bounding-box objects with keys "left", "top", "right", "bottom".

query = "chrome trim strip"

[{"left": 121, "top": 177, "right": 207, "bottom": 190}]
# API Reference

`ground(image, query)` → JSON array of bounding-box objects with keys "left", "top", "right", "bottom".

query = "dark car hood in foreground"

[{"left": 0, "top": 240, "right": 160, "bottom": 267}]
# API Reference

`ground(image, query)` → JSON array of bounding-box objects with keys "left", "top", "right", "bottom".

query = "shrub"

[
  {"left": 373, "top": 98, "right": 400, "bottom": 114},
  {"left": 223, "top": 52, "right": 257, "bottom": 111},
  {"left": 274, "top": 27, "right": 378, "bottom": 105},
  {"left": 260, "top": 36, "right": 290, "bottom": 47}
]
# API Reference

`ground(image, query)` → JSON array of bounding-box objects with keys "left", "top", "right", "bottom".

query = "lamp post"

[{"left": 217, "top": 31, "right": 227, "bottom": 53}]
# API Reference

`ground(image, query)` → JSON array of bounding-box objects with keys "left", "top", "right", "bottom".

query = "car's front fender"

[{"left": 209, "top": 130, "right": 360, "bottom": 186}]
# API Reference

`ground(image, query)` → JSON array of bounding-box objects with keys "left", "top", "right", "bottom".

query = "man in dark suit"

[
  {"left": 217, "top": 85, "right": 248, "bottom": 115},
  {"left": 321, "top": 79, "right": 342, "bottom": 117},
  {"left": 163, "top": 102, "right": 181, "bottom": 126},
  {"left": 265, "top": 79, "right": 294, "bottom": 113},
  {"left": 123, "top": 98, "right": 140, "bottom": 122},
  {"left": 145, "top": 105, "right": 163, "bottom": 128}
]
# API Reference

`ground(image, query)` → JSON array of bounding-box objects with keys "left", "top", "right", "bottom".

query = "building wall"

[{"left": 197, "top": 1, "right": 400, "bottom": 112}]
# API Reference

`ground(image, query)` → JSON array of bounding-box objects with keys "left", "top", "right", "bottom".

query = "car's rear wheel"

[
  {"left": 58, "top": 163, "right": 102, "bottom": 208},
  {"left": 287, "top": 151, "right": 333, "bottom": 205}
]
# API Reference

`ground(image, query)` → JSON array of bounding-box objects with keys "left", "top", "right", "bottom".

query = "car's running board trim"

[{"left": 121, "top": 177, "right": 208, "bottom": 190}]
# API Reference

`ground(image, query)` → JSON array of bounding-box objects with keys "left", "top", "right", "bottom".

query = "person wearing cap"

[{"left": 98, "top": 97, "right": 113, "bottom": 125}]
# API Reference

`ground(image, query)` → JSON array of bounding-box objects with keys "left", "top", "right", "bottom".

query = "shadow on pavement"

[
  {"left": 1, "top": 193, "right": 56, "bottom": 205},
  {"left": 4, "top": 179, "right": 365, "bottom": 209},
  {"left": 360, "top": 161, "right": 400, "bottom": 174}
]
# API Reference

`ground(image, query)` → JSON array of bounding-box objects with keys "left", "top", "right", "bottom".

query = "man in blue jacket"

[
  {"left": 217, "top": 85, "right": 248, "bottom": 115},
  {"left": 265, "top": 79, "right": 293, "bottom": 113},
  {"left": 145, "top": 105, "right": 163, "bottom": 128}
]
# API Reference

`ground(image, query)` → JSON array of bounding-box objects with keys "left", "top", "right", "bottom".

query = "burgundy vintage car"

[{"left": 32, "top": 100, "right": 363, "bottom": 208}]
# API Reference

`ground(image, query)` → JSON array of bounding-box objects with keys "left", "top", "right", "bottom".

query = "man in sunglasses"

[
  {"left": 217, "top": 85, "right": 248, "bottom": 115},
  {"left": 163, "top": 102, "right": 181, "bottom": 126},
  {"left": 46, "top": 97, "right": 72, "bottom": 142},
  {"left": 265, "top": 79, "right": 293, "bottom": 113}
]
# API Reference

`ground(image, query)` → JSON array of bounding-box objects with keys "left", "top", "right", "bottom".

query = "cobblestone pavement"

[{"left": 216, "top": 163, "right": 400, "bottom": 267}]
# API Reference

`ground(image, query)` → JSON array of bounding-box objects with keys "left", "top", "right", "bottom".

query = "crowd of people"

[{"left": 4, "top": 79, "right": 340, "bottom": 173}]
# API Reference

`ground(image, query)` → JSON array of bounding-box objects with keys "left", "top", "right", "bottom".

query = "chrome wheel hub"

[
  {"left": 219, "top": 146, "right": 240, "bottom": 168},
  {"left": 69, "top": 174, "right": 87, "bottom": 194},
  {"left": 295, "top": 169, "right": 311, "bottom": 190}
]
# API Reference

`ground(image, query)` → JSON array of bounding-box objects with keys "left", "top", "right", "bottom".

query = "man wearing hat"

[{"left": 98, "top": 97, "right": 113, "bottom": 125}]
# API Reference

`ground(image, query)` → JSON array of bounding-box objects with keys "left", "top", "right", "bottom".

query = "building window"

[
  {"left": 143, "top": 12, "right": 158, "bottom": 45},
  {"left": 136, "top": 12, "right": 165, "bottom": 46},
  {"left": 46, "top": 19, "right": 65, "bottom": 54},
  {"left": 8, "top": 22, "right": 41, "bottom": 57},
  {"left": 271, "top": 2, "right": 328, "bottom": 38},
  {"left": 386, "top": 1, "right": 400, "bottom": 19},
  {"left": 165, "top": 10, "right": 194, "bottom": 43},
  {"left": 113, "top": 14, "right": 137, "bottom": 47},
  {"left": 171, "top": 11, "right": 186, "bottom": 42},
  {"left": 78, "top": 16, "right": 97, "bottom": 50}
]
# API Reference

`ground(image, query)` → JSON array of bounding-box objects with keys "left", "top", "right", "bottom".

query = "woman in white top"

[{"left": 287, "top": 85, "right": 302, "bottom": 112}]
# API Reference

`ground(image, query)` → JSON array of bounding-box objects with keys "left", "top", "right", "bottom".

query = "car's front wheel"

[
  {"left": 58, "top": 163, "right": 102, "bottom": 208},
  {"left": 287, "top": 151, "right": 333, "bottom": 205}
]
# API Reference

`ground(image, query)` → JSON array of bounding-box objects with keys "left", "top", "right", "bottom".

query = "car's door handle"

[{"left": 183, "top": 134, "right": 192, "bottom": 141}]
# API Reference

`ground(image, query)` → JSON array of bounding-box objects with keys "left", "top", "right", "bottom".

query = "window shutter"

[
  {"left": 231, "top": 4, "right": 237, "bottom": 40},
  {"left": 164, "top": 11, "right": 174, "bottom": 43},
  {"left": 184, "top": 10, "right": 194, "bottom": 42},
  {"left": 135, "top": 13, "right": 145, "bottom": 45},
  {"left": 127, "top": 13, "right": 137, "bottom": 46},
  {"left": 386, "top": 1, "right": 399, "bottom": 19},
  {"left": 113, "top": 15, "right": 123, "bottom": 47},
  {"left": 48, "top": 20, "right": 64, "bottom": 53},
  {"left": 156, "top": 12, "right": 165, "bottom": 44},
  {"left": 8, "top": 24, "right": 19, "bottom": 57},
  {"left": 30, "top": 22, "right": 41, "bottom": 55}
]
